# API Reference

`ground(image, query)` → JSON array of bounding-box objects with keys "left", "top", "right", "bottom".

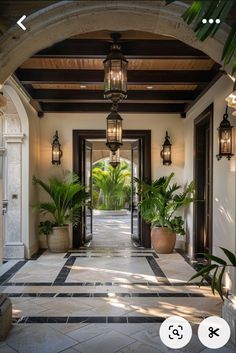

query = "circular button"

[
  {"left": 198, "top": 316, "right": 231, "bottom": 349},
  {"left": 159, "top": 316, "right": 192, "bottom": 349}
]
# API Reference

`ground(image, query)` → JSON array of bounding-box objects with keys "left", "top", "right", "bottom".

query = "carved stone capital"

[
  {"left": 0, "top": 147, "right": 6, "bottom": 156},
  {"left": 3, "top": 133, "right": 25, "bottom": 143}
]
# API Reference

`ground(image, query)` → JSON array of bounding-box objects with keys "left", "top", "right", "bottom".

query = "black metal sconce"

[
  {"left": 106, "top": 103, "right": 123, "bottom": 153},
  {"left": 51, "top": 130, "right": 62, "bottom": 165},
  {"left": 216, "top": 106, "right": 234, "bottom": 161},
  {"left": 160, "top": 131, "right": 172, "bottom": 165}
]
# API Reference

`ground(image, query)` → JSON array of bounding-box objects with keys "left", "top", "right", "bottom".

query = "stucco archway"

[
  {"left": 0, "top": 0, "right": 234, "bottom": 84},
  {"left": 1, "top": 85, "right": 29, "bottom": 259}
]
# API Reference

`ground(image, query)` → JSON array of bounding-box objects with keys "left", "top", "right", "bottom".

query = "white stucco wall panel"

[{"left": 185, "top": 74, "right": 236, "bottom": 292}]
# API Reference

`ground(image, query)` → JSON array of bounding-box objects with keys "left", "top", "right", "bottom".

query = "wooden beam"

[
  {"left": 34, "top": 39, "right": 208, "bottom": 59},
  {"left": 40, "top": 102, "right": 186, "bottom": 113},
  {"left": 30, "top": 89, "right": 197, "bottom": 102},
  {"left": 16, "top": 69, "right": 212, "bottom": 85}
]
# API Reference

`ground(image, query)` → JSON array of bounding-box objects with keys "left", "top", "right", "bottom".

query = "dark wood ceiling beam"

[
  {"left": 184, "top": 70, "right": 225, "bottom": 113},
  {"left": 30, "top": 89, "right": 198, "bottom": 102},
  {"left": 16, "top": 69, "right": 212, "bottom": 85},
  {"left": 40, "top": 102, "right": 186, "bottom": 114},
  {"left": 34, "top": 39, "right": 208, "bottom": 59}
]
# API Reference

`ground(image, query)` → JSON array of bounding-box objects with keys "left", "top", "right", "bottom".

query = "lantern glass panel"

[
  {"left": 219, "top": 128, "right": 232, "bottom": 155},
  {"left": 163, "top": 145, "right": 171, "bottom": 165},
  {"left": 52, "top": 145, "right": 61, "bottom": 164},
  {"left": 106, "top": 118, "right": 122, "bottom": 144},
  {"left": 110, "top": 149, "right": 120, "bottom": 168}
]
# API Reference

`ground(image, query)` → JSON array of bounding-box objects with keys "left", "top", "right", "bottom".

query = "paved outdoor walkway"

[{"left": 92, "top": 213, "right": 132, "bottom": 248}]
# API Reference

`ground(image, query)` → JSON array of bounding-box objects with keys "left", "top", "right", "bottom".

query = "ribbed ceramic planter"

[
  {"left": 48, "top": 226, "right": 69, "bottom": 253},
  {"left": 151, "top": 227, "right": 176, "bottom": 254}
]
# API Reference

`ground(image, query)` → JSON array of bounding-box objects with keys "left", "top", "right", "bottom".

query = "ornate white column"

[{"left": 3, "top": 133, "right": 25, "bottom": 258}]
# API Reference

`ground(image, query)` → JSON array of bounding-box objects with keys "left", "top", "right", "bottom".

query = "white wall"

[
  {"left": 184, "top": 74, "right": 236, "bottom": 293},
  {"left": 39, "top": 113, "right": 184, "bottom": 182}
]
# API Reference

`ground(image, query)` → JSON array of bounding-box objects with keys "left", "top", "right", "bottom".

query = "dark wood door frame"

[
  {"left": 193, "top": 104, "right": 213, "bottom": 256},
  {"left": 73, "top": 129, "right": 151, "bottom": 248}
]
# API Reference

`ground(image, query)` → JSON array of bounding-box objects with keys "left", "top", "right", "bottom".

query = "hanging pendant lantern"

[
  {"left": 104, "top": 33, "right": 128, "bottom": 103},
  {"left": 216, "top": 106, "right": 234, "bottom": 161},
  {"left": 106, "top": 103, "right": 123, "bottom": 153},
  {"left": 160, "top": 131, "right": 172, "bottom": 166},
  {"left": 51, "top": 130, "right": 62, "bottom": 165},
  {"left": 110, "top": 149, "right": 120, "bottom": 168}
]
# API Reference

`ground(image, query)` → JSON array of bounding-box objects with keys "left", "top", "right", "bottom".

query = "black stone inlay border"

[
  {"left": 30, "top": 248, "right": 47, "bottom": 260},
  {"left": 53, "top": 256, "right": 76, "bottom": 284},
  {"left": 145, "top": 256, "right": 170, "bottom": 284},
  {"left": 2, "top": 281, "right": 208, "bottom": 287},
  {"left": 15, "top": 315, "right": 165, "bottom": 324},
  {"left": 0, "top": 261, "right": 27, "bottom": 285},
  {"left": 6, "top": 292, "right": 205, "bottom": 298}
]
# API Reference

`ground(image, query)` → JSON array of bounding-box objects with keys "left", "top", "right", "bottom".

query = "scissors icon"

[{"left": 208, "top": 327, "right": 220, "bottom": 338}]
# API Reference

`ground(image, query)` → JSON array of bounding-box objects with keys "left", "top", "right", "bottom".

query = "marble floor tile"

[
  {"left": 57, "top": 348, "right": 80, "bottom": 353},
  {"left": 118, "top": 341, "right": 163, "bottom": 353},
  {"left": 66, "top": 323, "right": 113, "bottom": 342},
  {"left": 108, "top": 323, "right": 152, "bottom": 336},
  {"left": 74, "top": 330, "right": 135, "bottom": 353},
  {"left": 6, "top": 324, "right": 77, "bottom": 353},
  {"left": 0, "top": 344, "right": 18, "bottom": 353}
]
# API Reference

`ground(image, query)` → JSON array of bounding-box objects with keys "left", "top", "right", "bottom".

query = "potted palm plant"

[
  {"left": 136, "top": 173, "right": 194, "bottom": 253},
  {"left": 33, "top": 172, "right": 88, "bottom": 253}
]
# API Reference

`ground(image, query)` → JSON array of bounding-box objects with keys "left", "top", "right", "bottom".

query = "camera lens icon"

[{"left": 160, "top": 316, "right": 192, "bottom": 349}]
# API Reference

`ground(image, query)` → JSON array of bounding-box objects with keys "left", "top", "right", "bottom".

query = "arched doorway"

[{"left": 0, "top": 85, "right": 29, "bottom": 259}]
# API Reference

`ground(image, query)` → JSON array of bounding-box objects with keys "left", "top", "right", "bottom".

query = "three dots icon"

[{"left": 202, "top": 18, "right": 221, "bottom": 24}]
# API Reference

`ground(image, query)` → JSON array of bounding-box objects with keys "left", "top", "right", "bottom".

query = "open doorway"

[
  {"left": 73, "top": 130, "right": 151, "bottom": 249},
  {"left": 91, "top": 140, "right": 133, "bottom": 248}
]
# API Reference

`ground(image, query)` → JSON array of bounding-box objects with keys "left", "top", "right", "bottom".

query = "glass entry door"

[
  {"left": 131, "top": 139, "right": 141, "bottom": 244},
  {"left": 83, "top": 140, "right": 93, "bottom": 244}
]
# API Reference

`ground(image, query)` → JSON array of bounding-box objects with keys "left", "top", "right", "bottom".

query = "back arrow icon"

[{"left": 17, "top": 15, "right": 26, "bottom": 31}]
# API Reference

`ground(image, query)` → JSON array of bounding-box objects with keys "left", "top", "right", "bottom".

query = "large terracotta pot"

[
  {"left": 151, "top": 227, "right": 176, "bottom": 254},
  {"left": 48, "top": 226, "right": 69, "bottom": 253}
]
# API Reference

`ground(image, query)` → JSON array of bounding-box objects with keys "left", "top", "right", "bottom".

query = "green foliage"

[
  {"left": 33, "top": 172, "right": 88, "bottom": 229},
  {"left": 38, "top": 220, "right": 53, "bottom": 235},
  {"left": 189, "top": 247, "right": 236, "bottom": 300},
  {"left": 165, "top": 0, "right": 236, "bottom": 74},
  {"left": 136, "top": 173, "right": 195, "bottom": 234},
  {"left": 92, "top": 161, "right": 131, "bottom": 210}
]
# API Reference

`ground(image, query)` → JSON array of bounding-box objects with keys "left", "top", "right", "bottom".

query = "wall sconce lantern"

[
  {"left": 51, "top": 130, "right": 62, "bottom": 165},
  {"left": 110, "top": 149, "right": 120, "bottom": 168},
  {"left": 160, "top": 131, "right": 172, "bottom": 165},
  {"left": 104, "top": 33, "right": 128, "bottom": 103},
  {"left": 106, "top": 103, "right": 123, "bottom": 153},
  {"left": 216, "top": 106, "right": 234, "bottom": 161}
]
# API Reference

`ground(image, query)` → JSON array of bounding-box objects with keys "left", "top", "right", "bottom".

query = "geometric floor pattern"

[
  {"left": 1, "top": 248, "right": 235, "bottom": 353},
  {"left": 0, "top": 216, "right": 235, "bottom": 352}
]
